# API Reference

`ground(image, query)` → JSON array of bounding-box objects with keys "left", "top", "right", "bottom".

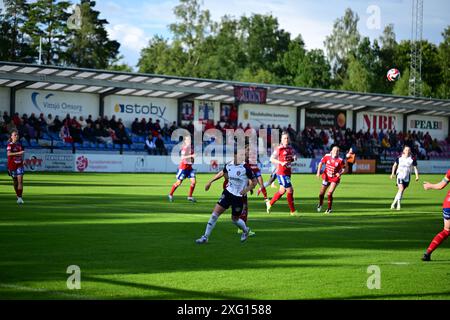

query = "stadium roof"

[{"left": 1, "top": 61, "right": 450, "bottom": 115}]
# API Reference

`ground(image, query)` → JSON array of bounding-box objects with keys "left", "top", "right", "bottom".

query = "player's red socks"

[
  {"left": 287, "top": 192, "right": 295, "bottom": 212},
  {"left": 327, "top": 192, "right": 333, "bottom": 210},
  {"left": 188, "top": 184, "right": 195, "bottom": 197},
  {"left": 261, "top": 187, "right": 268, "bottom": 199},
  {"left": 270, "top": 191, "right": 283, "bottom": 205},
  {"left": 169, "top": 183, "right": 178, "bottom": 196},
  {"left": 426, "top": 229, "right": 450, "bottom": 254},
  {"left": 319, "top": 194, "right": 324, "bottom": 206}
]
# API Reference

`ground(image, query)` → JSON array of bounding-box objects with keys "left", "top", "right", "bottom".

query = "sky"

[{"left": 93, "top": 0, "right": 450, "bottom": 69}]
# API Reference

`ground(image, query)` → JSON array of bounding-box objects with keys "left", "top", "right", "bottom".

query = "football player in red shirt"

[
  {"left": 266, "top": 132, "right": 297, "bottom": 215},
  {"left": 168, "top": 134, "right": 196, "bottom": 202},
  {"left": 421, "top": 170, "right": 450, "bottom": 261},
  {"left": 316, "top": 146, "right": 345, "bottom": 214},
  {"left": 7, "top": 129, "right": 25, "bottom": 204}
]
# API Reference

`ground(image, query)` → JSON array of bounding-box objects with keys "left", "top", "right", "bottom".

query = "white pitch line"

[{"left": 0, "top": 283, "right": 93, "bottom": 299}]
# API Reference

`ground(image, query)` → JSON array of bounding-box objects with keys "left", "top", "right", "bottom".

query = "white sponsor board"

[
  {"left": 104, "top": 95, "right": 178, "bottom": 127},
  {"left": 16, "top": 89, "right": 98, "bottom": 118},
  {"left": 0, "top": 87, "right": 10, "bottom": 114},
  {"left": 238, "top": 104, "right": 297, "bottom": 129},
  {"left": 407, "top": 115, "right": 449, "bottom": 140},
  {"left": 19, "top": 152, "right": 74, "bottom": 172},
  {"left": 74, "top": 154, "right": 123, "bottom": 172},
  {"left": 356, "top": 112, "right": 403, "bottom": 133},
  {"left": 417, "top": 160, "right": 450, "bottom": 174}
]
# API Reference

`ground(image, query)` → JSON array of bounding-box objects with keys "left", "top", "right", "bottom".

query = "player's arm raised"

[{"left": 423, "top": 176, "right": 449, "bottom": 190}]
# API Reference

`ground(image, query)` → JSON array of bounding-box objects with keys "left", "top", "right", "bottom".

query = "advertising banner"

[
  {"left": 407, "top": 115, "right": 449, "bottom": 140},
  {"left": 305, "top": 109, "right": 347, "bottom": 129},
  {"left": 353, "top": 160, "right": 376, "bottom": 173},
  {"left": 417, "top": 160, "right": 450, "bottom": 174},
  {"left": 74, "top": 154, "right": 123, "bottom": 172},
  {"left": 234, "top": 86, "right": 267, "bottom": 104},
  {"left": 356, "top": 112, "right": 403, "bottom": 133},
  {"left": 104, "top": 95, "right": 178, "bottom": 127},
  {"left": 16, "top": 89, "right": 98, "bottom": 118},
  {"left": 43, "top": 154, "right": 75, "bottom": 172},
  {"left": 238, "top": 103, "right": 297, "bottom": 129},
  {"left": 376, "top": 157, "right": 396, "bottom": 173}
]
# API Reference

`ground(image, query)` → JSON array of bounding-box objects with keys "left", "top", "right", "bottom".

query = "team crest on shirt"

[{"left": 236, "top": 171, "right": 241, "bottom": 176}]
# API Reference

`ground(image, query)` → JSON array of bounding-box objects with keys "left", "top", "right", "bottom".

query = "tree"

[
  {"left": 437, "top": 26, "right": 450, "bottom": 99},
  {"left": 293, "top": 49, "right": 331, "bottom": 88},
  {"left": 341, "top": 55, "right": 370, "bottom": 92},
  {"left": 0, "top": 0, "right": 36, "bottom": 62},
  {"left": 65, "top": 0, "right": 120, "bottom": 69},
  {"left": 324, "top": 8, "right": 361, "bottom": 81},
  {"left": 28, "top": 0, "right": 72, "bottom": 65},
  {"left": 169, "top": 0, "right": 215, "bottom": 76},
  {"left": 138, "top": 35, "right": 187, "bottom": 75}
]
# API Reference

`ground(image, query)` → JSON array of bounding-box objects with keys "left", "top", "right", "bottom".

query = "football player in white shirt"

[
  {"left": 196, "top": 148, "right": 258, "bottom": 244},
  {"left": 390, "top": 146, "right": 419, "bottom": 210}
]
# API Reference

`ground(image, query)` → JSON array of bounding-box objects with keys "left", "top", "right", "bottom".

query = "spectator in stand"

[
  {"left": 109, "top": 115, "right": 118, "bottom": 131},
  {"left": 69, "top": 122, "right": 83, "bottom": 144},
  {"left": 60, "top": 123, "right": 73, "bottom": 143},
  {"left": 63, "top": 114, "right": 72, "bottom": 127},
  {"left": 169, "top": 121, "right": 177, "bottom": 136},
  {"left": 37, "top": 113, "right": 48, "bottom": 136},
  {"left": 139, "top": 118, "right": 147, "bottom": 135},
  {"left": 101, "top": 115, "right": 109, "bottom": 129},
  {"left": 2, "top": 111, "right": 10, "bottom": 124},
  {"left": 432, "top": 139, "right": 443, "bottom": 154},
  {"left": 12, "top": 113, "right": 21, "bottom": 127},
  {"left": 145, "top": 133, "right": 156, "bottom": 155},
  {"left": 50, "top": 115, "right": 62, "bottom": 133},
  {"left": 114, "top": 123, "right": 132, "bottom": 146},
  {"left": 131, "top": 118, "right": 141, "bottom": 135},
  {"left": 162, "top": 123, "right": 170, "bottom": 139},
  {"left": 82, "top": 122, "right": 96, "bottom": 143},
  {"left": 146, "top": 118, "right": 154, "bottom": 133},
  {"left": 78, "top": 116, "right": 87, "bottom": 129},
  {"left": 155, "top": 134, "right": 168, "bottom": 155},
  {"left": 154, "top": 119, "right": 162, "bottom": 134},
  {"left": 93, "top": 123, "right": 112, "bottom": 144},
  {"left": 86, "top": 115, "right": 93, "bottom": 125}
]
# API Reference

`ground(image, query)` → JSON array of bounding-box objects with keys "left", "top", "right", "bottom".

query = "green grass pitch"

[{"left": 0, "top": 172, "right": 449, "bottom": 300}]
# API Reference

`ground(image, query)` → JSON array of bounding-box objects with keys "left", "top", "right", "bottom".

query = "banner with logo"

[
  {"left": 234, "top": 86, "right": 267, "bottom": 104},
  {"left": 238, "top": 103, "right": 297, "bottom": 129},
  {"left": 305, "top": 109, "right": 347, "bottom": 129},
  {"left": 74, "top": 154, "right": 123, "bottom": 172},
  {"left": 356, "top": 112, "right": 403, "bottom": 133},
  {"left": 0, "top": 87, "right": 10, "bottom": 114},
  {"left": 104, "top": 95, "right": 177, "bottom": 127},
  {"left": 353, "top": 160, "right": 376, "bottom": 173},
  {"left": 43, "top": 154, "right": 75, "bottom": 172},
  {"left": 407, "top": 115, "right": 449, "bottom": 140},
  {"left": 376, "top": 157, "right": 396, "bottom": 173},
  {"left": 417, "top": 160, "right": 450, "bottom": 174},
  {"left": 16, "top": 89, "right": 98, "bottom": 118}
]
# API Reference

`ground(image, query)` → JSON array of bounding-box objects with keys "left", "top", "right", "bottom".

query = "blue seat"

[
  {"left": 97, "top": 143, "right": 106, "bottom": 149},
  {"left": 30, "top": 141, "right": 40, "bottom": 147},
  {"left": 106, "top": 143, "right": 113, "bottom": 149}
]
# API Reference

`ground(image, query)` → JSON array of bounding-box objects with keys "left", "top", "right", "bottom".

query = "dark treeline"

[{"left": 1, "top": 0, "right": 449, "bottom": 99}]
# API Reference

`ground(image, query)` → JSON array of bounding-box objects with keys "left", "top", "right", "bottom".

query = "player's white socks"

[
  {"left": 233, "top": 218, "right": 248, "bottom": 233},
  {"left": 204, "top": 212, "right": 219, "bottom": 238},
  {"left": 394, "top": 191, "right": 403, "bottom": 202}
]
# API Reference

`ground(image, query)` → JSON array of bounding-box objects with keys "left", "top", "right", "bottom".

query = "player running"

[
  {"left": 421, "top": 170, "right": 450, "bottom": 261},
  {"left": 7, "top": 129, "right": 25, "bottom": 204},
  {"left": 196, "top": 149, "right": 257, "bottom": 244},
  {"left": 168, "top": 134, "right": 196, "bottom": 202},
  {"left": 390, "top": 146, "right": 419, "bottom": 210},
  {"left": 316, "top": 146, "right": 345, "bottom": 214},
  {"left": 266, "top": 132, "right": 297, "bottom": 215}
]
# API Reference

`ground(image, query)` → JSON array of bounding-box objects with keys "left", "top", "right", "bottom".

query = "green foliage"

[{"left": 0, "top": 0, "right": 120, "bottom": 68}]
